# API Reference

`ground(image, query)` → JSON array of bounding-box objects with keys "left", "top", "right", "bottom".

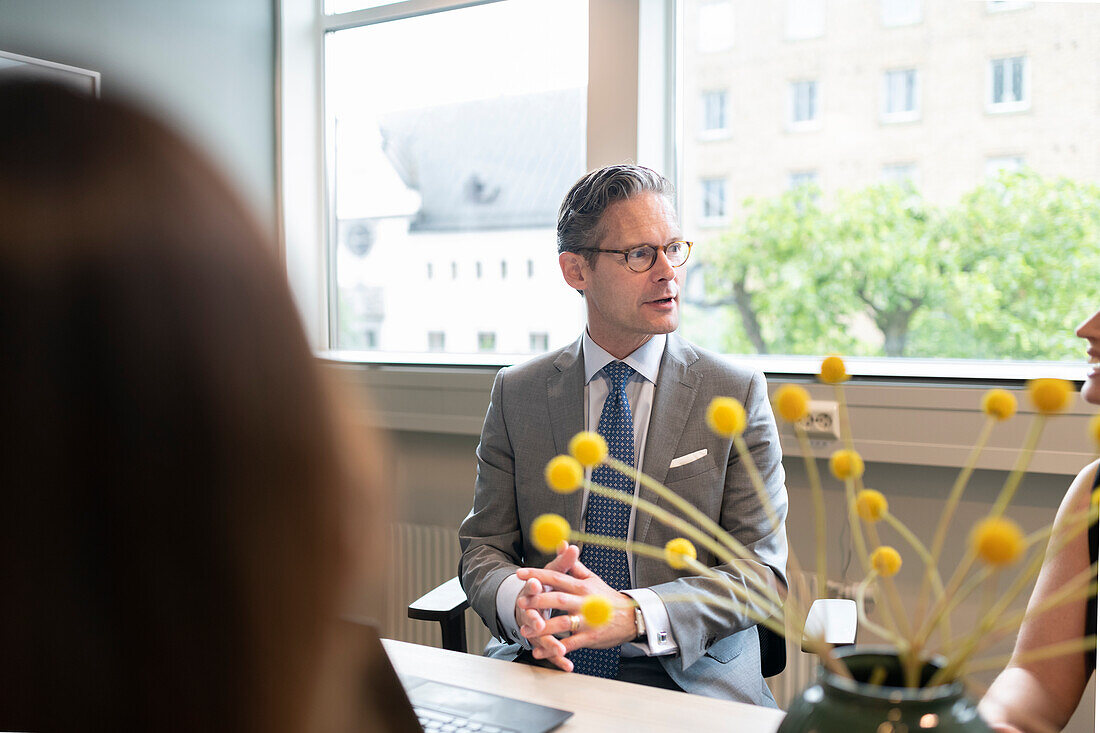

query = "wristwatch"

[{"left": 633, "top": 604, "right": 647, "bottom": 641}]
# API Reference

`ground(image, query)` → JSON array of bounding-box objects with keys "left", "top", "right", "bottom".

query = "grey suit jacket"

[{"left": 458, "top": 332, "right": 788, "bottom": 705}]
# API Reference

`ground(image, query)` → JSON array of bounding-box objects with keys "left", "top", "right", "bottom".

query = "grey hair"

[{"left": 556, "top": 164, "right": 676, "bottom": 265}]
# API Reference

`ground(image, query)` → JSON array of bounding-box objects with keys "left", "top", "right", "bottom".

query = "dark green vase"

[{"left": 777, "top": 646, "right": 991, "bottom": 732}]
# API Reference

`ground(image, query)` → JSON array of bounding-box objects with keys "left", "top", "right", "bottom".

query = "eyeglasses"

[{"left": 576, "top": 241, "right": 693, "bottom": 273}]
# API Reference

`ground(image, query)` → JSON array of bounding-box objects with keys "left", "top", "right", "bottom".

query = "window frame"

[
  {"left": 278, "top": 0, "right": 1093, "bottom": 472},
  {"left": 788, "top": 79, "right": 821, "bottom": 130},
  {"left": 881, "top": 67, "right": 920, "bottom": 123},
  {"left": 986, "top": 54, "right": 1030, "bottom": 114}
]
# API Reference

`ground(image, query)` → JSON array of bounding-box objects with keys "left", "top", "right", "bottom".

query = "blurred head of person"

[
  {"left": 0, "top": 81, "right": 380, "bottom": 733},
  {"left": 1077, "top": 308, "right": 1100, "bottom": 405}
]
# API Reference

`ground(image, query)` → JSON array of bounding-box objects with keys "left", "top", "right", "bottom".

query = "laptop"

[{"left": 342, "top": 619, "right": 573, "bottom": 733}]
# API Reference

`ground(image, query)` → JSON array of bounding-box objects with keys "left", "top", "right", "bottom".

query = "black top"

[{"left": 1087, "top": 465, "right": 1098, "bottom": 674}]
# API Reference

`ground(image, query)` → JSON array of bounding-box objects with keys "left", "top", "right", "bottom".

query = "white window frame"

[
  {"left": 881, "top": 68, "right": 920, "bottom": 123},
  {"left": 699, "top": 177, "right": 729, "bottom": 226},
  {"left": 788, "top": 79, "right": 821, "bottom": 131},
  {"left": 881, "top": 0, "right": 921, "bottom": 27},
  {"left": 699, "top": 89, "right": 730, "bottom": 139},
  {"left": 986, "top": 1, "right": 1033, "bottom": 13},
  {"left": 986, "top": 55, "right": 1030, "bottom": 114},
  {"left": 277, "top": 0, "right": 1092, "bottom": 473}
]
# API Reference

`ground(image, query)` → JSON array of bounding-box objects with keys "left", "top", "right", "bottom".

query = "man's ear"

[{"left": 559, "top": 252, "right": 588, "bottom": 292}]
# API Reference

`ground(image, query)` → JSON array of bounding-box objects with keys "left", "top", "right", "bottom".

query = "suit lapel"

[
  {"left": 636, "top": 334, "right": 701, "bottom": 546},
  {"left": 548, "top": 336, "right": 586, "bottom": 530}
]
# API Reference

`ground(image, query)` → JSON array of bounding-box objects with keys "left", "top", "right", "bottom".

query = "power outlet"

[{"left": 796, "top": 400, "right": 841, "bottom": 440}]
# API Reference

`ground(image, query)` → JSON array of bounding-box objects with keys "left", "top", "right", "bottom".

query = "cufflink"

[{"left": 658, "top": 630, "right": 668, "bottom": 644}]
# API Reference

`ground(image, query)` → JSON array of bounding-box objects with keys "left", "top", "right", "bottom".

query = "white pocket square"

[{"left": 669, "top": 448, "right": 707, "bottom": 469}]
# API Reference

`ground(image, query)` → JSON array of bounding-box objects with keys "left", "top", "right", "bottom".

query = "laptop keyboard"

[{"left": 414, "top": 706, "right": 518, "bottom": 733}]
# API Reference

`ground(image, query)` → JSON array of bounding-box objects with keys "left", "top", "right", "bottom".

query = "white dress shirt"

[{"left": 495, "top": 331, "right": 678, "bottom": 656}]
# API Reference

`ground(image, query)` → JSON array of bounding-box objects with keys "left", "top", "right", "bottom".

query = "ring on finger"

[{"left": 569, "top": 614, "right": 581, "bottom": 633}]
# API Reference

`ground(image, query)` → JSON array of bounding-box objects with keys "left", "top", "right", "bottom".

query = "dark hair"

[
  {"left": 0, "top": 81, "right": 374, "bottom": 733},
  {"left": 556, "top": 164, "right": 676, "bottom": 265}
]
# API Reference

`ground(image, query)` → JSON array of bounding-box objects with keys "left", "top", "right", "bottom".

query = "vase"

[{"left": 777, "top": 645, "right": 991, "bottom": 733}]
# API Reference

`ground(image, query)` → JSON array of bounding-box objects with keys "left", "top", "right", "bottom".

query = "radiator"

[
  {"left": 388, "top": 523, "right": 833, "bottom": 709},
  {"left": 386, "top": 522, "right": 491, "bottom": 653}
]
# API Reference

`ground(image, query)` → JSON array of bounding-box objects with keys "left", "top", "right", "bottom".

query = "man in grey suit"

[{"left": 458, "top": 165, "right": 788, "bottom": 705}]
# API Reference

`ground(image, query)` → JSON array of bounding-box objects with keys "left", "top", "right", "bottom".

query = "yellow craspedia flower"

[
  {"left": 1027, "top": 378, "right": 1073, "bottom": 415},
  {"left": 544, "top": 455, "right": 583, "bottom": 494},
  {"left": 870, "top": 546, "right": 902, "bottom": 577},
  {"left": 856, "top": 489, "right": 888, "bottom": 522},
  {"left": 580, "top": 595, "right": 614, "bottom": 627},
  {"left": 970, "top": 517, "right": 1025, "bottom": 567},
  {"left": 820, "top": 355, "right": 849, "bottom": 384},
  {"left": 569, "top": 431, "right": 608, "bottom": 467},
  {"left": 664, "top": 538, "right": 698, "bottom": 570},
  {"left": 981, "top": 389, "right": 1017, "bottom": 421},
  {"left": 773, "top": 384, "right": 811, "bottom": 423},
  {"left": 830, "top": 449, "right": 865, "bottom": 480},
  {"left": 530, "top": 514, "right": 571, "bottom": 553},
  {"left": 1092, "top": 487, "right": 1099, "bottom": 509},
  {"left": 1089, "top": 414, "right": 1100, "bottom": 449},
  {"left": 706, "top": 396, "right": 747, "bottom": 437}
]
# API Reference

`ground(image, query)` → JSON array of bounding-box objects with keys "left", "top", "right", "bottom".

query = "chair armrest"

[
  {"left": 408, "top": 576, "right": 469, "bottom": 622},
  {"left": 802, "top": 598, "right": 858, "bottom": 651}
]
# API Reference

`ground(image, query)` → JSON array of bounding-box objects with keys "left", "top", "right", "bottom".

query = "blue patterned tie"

[{"left": 571, "top": 361, "right": 636, "bottom": 679}]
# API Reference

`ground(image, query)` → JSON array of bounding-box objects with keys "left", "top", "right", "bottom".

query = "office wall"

[{"left": 0, "top": 0, "right": 276, "bottom": 223}]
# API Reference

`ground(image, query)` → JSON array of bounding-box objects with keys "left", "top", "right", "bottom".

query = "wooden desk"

[{"left": 383, "top": 639, "right": 786, "bottom": 732}]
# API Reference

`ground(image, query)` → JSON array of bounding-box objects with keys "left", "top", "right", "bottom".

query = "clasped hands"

[{"left": 513, "top": 542, "right": 636, "bottom": 672}]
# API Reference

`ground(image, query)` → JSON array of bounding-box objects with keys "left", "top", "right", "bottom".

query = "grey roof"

[{"left": 379, "top": 87, "right": 584, "bottom": 232}]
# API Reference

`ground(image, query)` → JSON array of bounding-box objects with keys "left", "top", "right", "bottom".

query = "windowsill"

[
  {"left": 697, "top": 129, "right": 732, "bottom": 141},
  {"left": 880, "top": 111, "right": 921, "bottom": 124},
  {"left": 786, "top": 120, "right": 823, "bottom": 133},
  {"left": 322, "top": 352, "right": 1094, "bottom": 475},
  {"left": 986, "top": 101, "right": 1031, "bottom": 115},
  {"left": 698, "top": 215, "right": 731, "bottom": 228}
]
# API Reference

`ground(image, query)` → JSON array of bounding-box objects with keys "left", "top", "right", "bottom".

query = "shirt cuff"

[
  {"left": 623, "top": 588, "right": 678, "bottom": 656},
  {"left": 495, "top": 573, "right": 531, "bottom": 648}
]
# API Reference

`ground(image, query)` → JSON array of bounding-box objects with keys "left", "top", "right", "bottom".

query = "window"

[
  {"left": 701, "top": 90, "right": 729, "bottom": 135},
  {"left": 698, "top": 0, "right": 734, "bottom": 53},
  {"left": 527, "top": 259, "right": 534, "bottom": 278},
  {"left": 881, "top": 163, "right": 918, "bottom": 187},
  {"left": 788, "top": 171, "right": 818, "bottom": 190},
  {"left": 985, "top": 155, "right": 1025, "bottom": 176},
  {"left": 986, "top": 1, "right": 1033, "bottom": 13},
  {"left": 364, "top": 328, "right": 378, "bottom": 349},
  {"left": 477, "top": 332, "right": 497, "bottom": 352},
  {"left": 789, "top": 80, "right": 819, "bottom": 127},
  {"left": 529, "top": 332, "right": 549, "bottom": 352},
  {"left": 700, "top": 178, "right": 728, "bottom": 222},
  {"left": 677, "top": 2, "right": 1099, "bottom": 369},
  {"left": 882, "top": 69, "right": 919, "bottom": 122},
  {"left": 325, "top": 0, "right": 589, "bottom": 355},
  {"left": 988, "top": 56, "right": 1029, "bottom": 112},
  {"left": 881, "top": 0, "right": 921, "bottom": 27},
  {"left": 786, "top": 0, "right": 825, "bottom": 40}
]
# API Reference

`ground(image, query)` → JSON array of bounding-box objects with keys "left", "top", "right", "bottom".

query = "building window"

[
  {"left": 326, "top": 0, "right": 587, "bottom": 353},
  {"left": 882, "top": 69, "right": 919, "bottom": 122},
  {"left": 527, "top": 259, "right": 534, "bottom": 278},
  {"left": 786, "top": 0, "right": 825, "bottom": 40},
  {"left": 529, "top": 332, "right": 549, "bottom": 352},
  {"left": 985, "top": 155, "right": 1025, "bottom": 176},
  {"left": 427, "top": 331, "right": 445, "bottom": 351},
  {"left": 882, "top": 0, "right": 921, "bottom": 26},
  {"left": 477, "top": 332, "right": 497, "bottom": 352},
  {"left": 986, "top": 1, "right": 1033, "bottom": 12},
  {"left": 988, "top": 56, "right": 1029, "bottom": 112},
  {"left": 882, "top": 163, "right": 918, "bottom": 187},
  {"left": 698, "top": 0, "right": 734, "bottom": 53},
  {"left": 701, "top": 90, "right": 729, "bottom": 135},
  {"left": 789, "top": 80, "right": 819, "bottom": 128},
  {"left": 364, "top": 328, "right": 378, "bottom": 349},
  {"left": 701, "top": 178, "right": 728, "bottom": 222},
  {"left": 500, "top": 260, "right": 508, "bottom": 278},
  {"left": 788, "top": 170, "right": 818, "bottom": 190}
]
